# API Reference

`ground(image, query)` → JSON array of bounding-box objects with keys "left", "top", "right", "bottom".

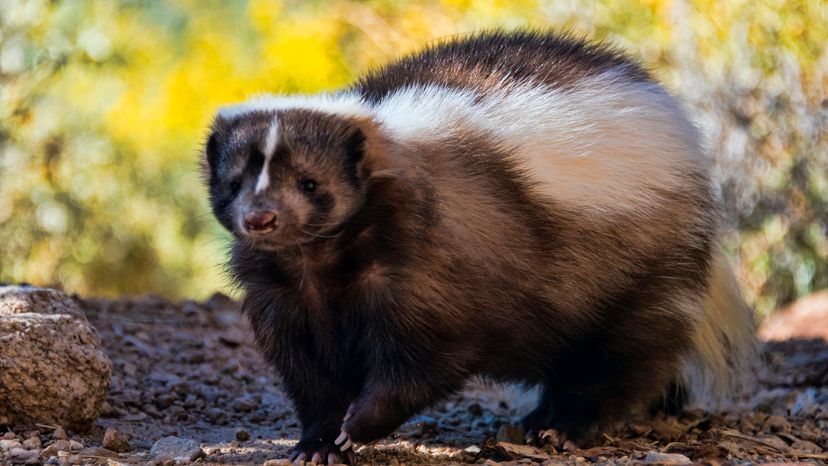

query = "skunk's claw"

[
  {"left": 538, "top": 428, "right": 577, "bottom": 451},
  {"left": 335, "top": 429, "right": 356, "bottom": 452},
  {"left": 290, "top": 439, "right": 353, "bottom": 465}
]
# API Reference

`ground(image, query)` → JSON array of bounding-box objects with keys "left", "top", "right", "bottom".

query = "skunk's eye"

[
  {"left": 299, "top": 178, "right": 318, "bottom": 193},
  {"left": 229, "top": 181, "right": 242, "bottom": 195}
]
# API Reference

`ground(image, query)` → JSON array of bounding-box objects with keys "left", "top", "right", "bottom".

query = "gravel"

[
  {"left": 641, "top": 451, "right": 693, "bottom": 464},
  {"left": 2, "top": 292, "right": 825, "bottom": 465},
  {"left": 102, "top": 427, "right": 131, "bottom": 453},
  {"left": 234, "top": 428, "right": 251, "bottom": 442}
]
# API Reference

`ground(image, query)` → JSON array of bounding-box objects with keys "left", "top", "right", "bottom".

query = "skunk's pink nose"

[{"left": 243, "top": 210, "right": 277, "bottom": 233}]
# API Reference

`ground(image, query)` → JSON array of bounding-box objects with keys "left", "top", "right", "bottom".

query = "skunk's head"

[{"left": 203, "top": 107, "right": 383, "bottom": 250}]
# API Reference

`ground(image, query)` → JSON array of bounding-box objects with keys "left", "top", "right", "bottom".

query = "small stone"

[
  {"left": 22, "top": 436, "right": 42, "bottom": 449},
  {"left": 756, "top": 435, "right": 789, "bottom": 451},
  {"left": 68, "top": 440, "right": 84, "bottom": 451},
  {"left": 234, "top": 428, "right": 250, "bottom": 441},
  {"left": 219, "top": 331, "right": 243, "bottom": 348},
  {"left": 183, "top": 394, "right": 199, "bottom": 408},
  {"left": 232, "top": 397, "right": 258, "bottom": 413},
  {"left": 790, "top": 439, "right": 823, "bottom": 453},
  {"left": 98, "top": 401, "right": 112, "bottom": 415},
  {"left": 77, "top": 446, "right": 119, "bottom": 458},
  {"left": 0, "top": 439, "right": 22, "bottom": 451},
  {"left": 104, "top": 406, "right": 126, "bottom": 419},
  {"left": 40, "top": 444, "right": 61, "bottom": 459},
  {"left": 497, "top": 442, "right": 551, "bottom": 461},
  {"left": 52, "top": 427, "right": 67, "bottom": 440},
  {"left": 467, "top": 403, "right": 484, "bottom": 417},
  {"left": 205, "top": 408, "right": 228, "bottom": 425},
  {"left": 642, "top": 451, "right": 693, "bottom": 465},
  {"left": 9, "top": 447, "right": 40, "bottom": 461},
  {"left": 496, "top": 424, "right": 526, "bottom": 444},
  {"left": 51, "top": 440, "right": 70, "bottom": 452},
  {"left": 155, "top": 394, "right": 175, "bottom": 410},
  {"left": 262, "top": 460, "right": 291, "bottom": 466},
  {"left": 58, "top": 454, "right": 80, "bottom": 465},
  {"left": 764, "top": 415, "right": 792, "bottom": 434},
  {"left": 3, "top": 432, "right": 16, "bottom": 440},
  {"left": 150, "top": 436, "right": 205, "bottom": 462},
  {"left": 121, "top": 412, "right": 147, "bottom": 422},
  {"left": 465, "top": 445, "right": 482, "bottom": 454},
  {"left": 102, "top": 427, "right": 131, "bottom": 453}
]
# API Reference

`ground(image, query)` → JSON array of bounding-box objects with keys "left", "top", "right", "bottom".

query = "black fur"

[{"left": 353, "top": 30, "right": 653, "bottom": 104}]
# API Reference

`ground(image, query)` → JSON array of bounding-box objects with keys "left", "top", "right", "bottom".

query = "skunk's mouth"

[{"left": 239, "top": 224, "right": 344, "bottom": 251}]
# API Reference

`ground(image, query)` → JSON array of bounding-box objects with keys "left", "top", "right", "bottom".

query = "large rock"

[
  {"left": 760, "top": 291, "right": 828, "bottom": 341},
  {"left": 0, "top": 286, "right": 111, "bottom": 428}
]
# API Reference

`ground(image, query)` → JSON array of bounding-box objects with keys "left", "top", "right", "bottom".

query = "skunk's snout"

[{"left": 243, "top": 209, "right": 278, "bottom": 234}]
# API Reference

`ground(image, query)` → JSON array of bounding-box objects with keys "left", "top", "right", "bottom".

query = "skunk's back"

[
  {"left": 356, "top": 31, "right": 710, "bottom": 214},
  {"left": 354, "top": 30, "right": 652, "bottom": 103}
]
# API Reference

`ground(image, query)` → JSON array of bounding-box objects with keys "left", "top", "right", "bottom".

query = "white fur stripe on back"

[
  {"left": 369, "top": 73, "right": 708, "bottom": 211},
  {"left": 221, "top": 71, "right": 708, "bottom": 212}
]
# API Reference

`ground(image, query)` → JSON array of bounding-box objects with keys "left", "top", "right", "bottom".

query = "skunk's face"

[{"left": 203, "top": 109, "right": 369, "bottom": 250}]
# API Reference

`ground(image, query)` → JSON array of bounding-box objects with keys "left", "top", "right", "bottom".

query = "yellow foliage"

[{"left": 0, "top": 0, "right": 825, "bottom": 314}]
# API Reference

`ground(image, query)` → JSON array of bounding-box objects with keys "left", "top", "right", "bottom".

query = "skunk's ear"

[
  {"left": 346, "top": 117, "right": 408, "bottom": 182},
  {"left": 205, "top": 130, "right": 221, "bottom": 169},
  {"left": 344, "top": 125, "right": 367, "bottom": 165},
  {"left": 202, "top": 115, "right": 231, "bottom": 175}
]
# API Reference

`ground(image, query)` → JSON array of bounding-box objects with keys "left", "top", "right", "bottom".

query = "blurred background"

[{"left": 0, "top": 0, "right": 825, "bottom": 315}]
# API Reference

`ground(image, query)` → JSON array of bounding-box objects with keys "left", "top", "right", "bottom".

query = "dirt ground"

[{"left": 7, "top": 293, "right": 828, "bottom": 465}]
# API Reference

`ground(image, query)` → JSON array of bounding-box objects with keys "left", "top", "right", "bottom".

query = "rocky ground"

[{"left": 2, "top": 292, "right": 827, "bottom": 465}]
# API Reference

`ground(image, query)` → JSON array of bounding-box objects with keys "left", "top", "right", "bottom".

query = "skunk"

[{"left": 202, "top": 30, "right": 757, "bottom": 465}]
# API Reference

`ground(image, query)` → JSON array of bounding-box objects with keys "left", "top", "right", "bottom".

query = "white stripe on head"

[
  {"left": 217, "top": 91, "right": 370, "bottom": 120},
  {"left": 255, "top": 118, "right": 279, "bottom": 194}
]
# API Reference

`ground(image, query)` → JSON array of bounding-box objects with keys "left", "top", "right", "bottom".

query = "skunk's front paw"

[
  {"left": 333, "top": 406, "right": 359, "bottom": 456},
  {"left": 290, "top": 438, "right": 356, "bottom": 465},
  {"left": 526, "top": 428, "right": 577, "bottom": 452}
]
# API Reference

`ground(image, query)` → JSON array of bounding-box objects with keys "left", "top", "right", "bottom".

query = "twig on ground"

[{"left": 719, "top": 429, "right": 828, "bottom": 460}]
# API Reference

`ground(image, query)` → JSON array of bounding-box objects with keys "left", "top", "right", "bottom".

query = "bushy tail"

[{"left": 681, "top": 252, "right": 759, "bottom": 408}]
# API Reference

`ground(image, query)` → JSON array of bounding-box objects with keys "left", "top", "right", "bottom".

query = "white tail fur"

[{"left": 682, "top": 252, "right": 758, "bottom": 408}]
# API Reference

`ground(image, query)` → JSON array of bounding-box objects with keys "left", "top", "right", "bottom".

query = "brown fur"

[{"left": 202, "top": 31, "right": 737, "bottom": 465}]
